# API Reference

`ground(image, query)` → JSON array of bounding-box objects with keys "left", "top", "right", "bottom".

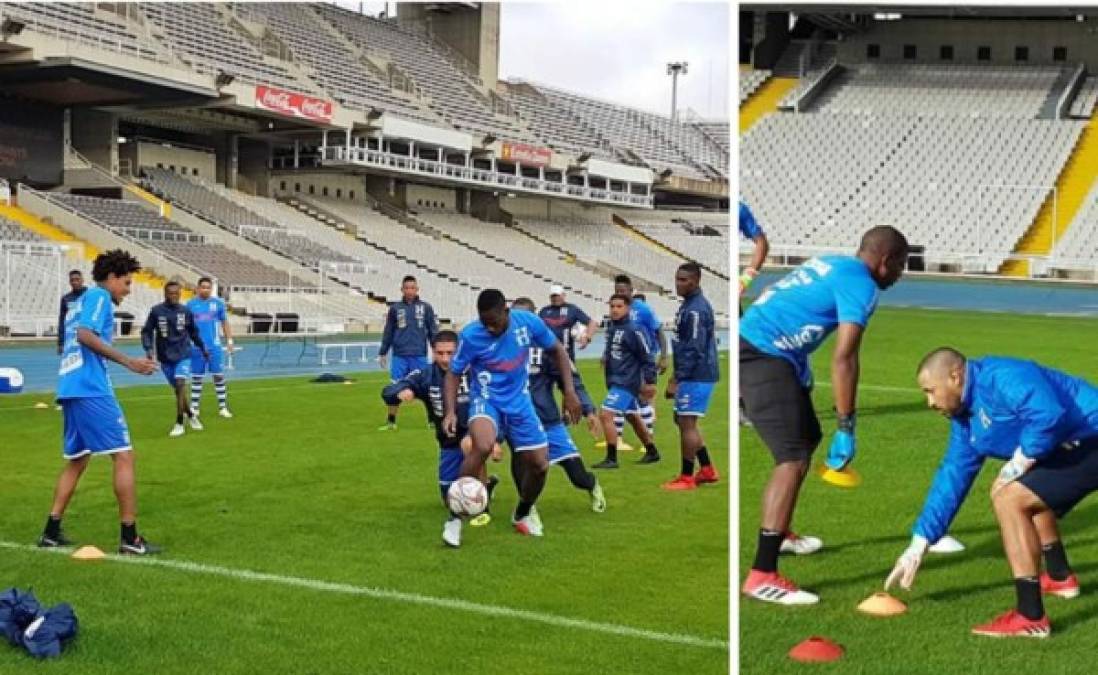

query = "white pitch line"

[
  {"left": 0, "top": 541, "right": 728, "bottom": 652},
  {"left": 816, "top": 381, "right": 916, "bottom": 394}
]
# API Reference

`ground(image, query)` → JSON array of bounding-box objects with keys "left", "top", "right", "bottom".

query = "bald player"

[
  {"left": 886, "top": 347, "right": 1098, "bottom": 638},
  {"left": 740, "top": 225, "right": 909, "bottom": 605}
]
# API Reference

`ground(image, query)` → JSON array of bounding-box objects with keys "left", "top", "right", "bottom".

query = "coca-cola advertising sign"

[
  {"left": 500, "top": 142, "right": 551, "bottom": 167},
  {"left": 255, "top": 85, "right": 333, "bottom": 123}
]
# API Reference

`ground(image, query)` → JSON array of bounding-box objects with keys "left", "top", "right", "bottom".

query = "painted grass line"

[
  {"left": 816, "top": 381, "right": 916, "bottom": 394},
  {"left": 0, "top": 541, "right": 728, "bottom": 652}
]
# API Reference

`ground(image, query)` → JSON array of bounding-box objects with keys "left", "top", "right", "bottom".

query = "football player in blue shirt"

[
  {"left": 740, "top": 226, "right": 908, "bottom": 605},
  {"left": 738, "top": 200, "right": 769, "bottom": 298},
  {"left": 538, "top": 285, "right": 602, "bottom": 441},
  {"left": 187, "top": 277, "right": 234, "bottom": 419},
  {"left": 595, "top": 294, "right": 660, "bottom": 469},
  {"left": 381, "top": 330, "right": 500, "bottom": 548},
  {"left": 443, "top": 289, "right": 581, "bottom": 538},
  {"left": 56, "top": 270, "right": 86, "bottom": 356},
  {"left": 609, "top": 275, "right": 667, "bottom": 449},
  {"left": 143, "top": 281, "right": 207, "bottom": 438},
  {"left": 39, "top": 249, "right": 161, "bottom": 555},
  {"left": 663, "top": 263, "right": 720, "bottom": 491},
  {"left": 886, "top": 348, "right": 1098, "bottom": 638},
  {"left": 378, "top": 276, "right": 438, "bottom": 431},
  {"left": 514, "top": 298, "right": 606, "bottom": 512}
]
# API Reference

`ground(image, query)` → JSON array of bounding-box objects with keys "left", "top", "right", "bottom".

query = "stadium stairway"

[
  {"left": 0, "top": 203, "right": 172, "bottom": 295},
  {"left": 613, "top": 214, "right": 729, "bottom": 281},
  {"left": 1000, "top": 115, "right": 1098, "bottom": 276},
  {"left": 739, "top": 77, "right": 798, "bottom": 134}
]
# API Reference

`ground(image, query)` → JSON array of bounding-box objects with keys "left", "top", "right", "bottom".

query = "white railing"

[
  {"left": 321, "top": 145, "right": 654, "bottom": 208},
  {"left": 0, "top": 6, "right": 173, "bottom": 66}
]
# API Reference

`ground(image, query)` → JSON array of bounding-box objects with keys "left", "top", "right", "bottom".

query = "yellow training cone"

[
  {"left": 857, "top": 592, "right": 907, "bottom": 617},
  {"left": 34, "top": 402, "right": 49, "bottom": 409},
  {"left": 817, "top": 464, "right": 862, "bottom": 488},
  {"left": 71, "top": 545, "right": 106, "bottom": 561}
]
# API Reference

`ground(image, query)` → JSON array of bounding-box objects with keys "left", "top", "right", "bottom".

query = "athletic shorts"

[
  {"left": 674, "top": 381, "right": 715, "bottom": 417},
  {"left": 438, "top": 446, "right": 463, "bottom": 488},
  {"left": 469, "top": 395, "right": 547, "bottom": 452},
  {"left": 60, "top": 396, "right": 132, "bottom": 460},
  {"left": 546, "top": 422, "right": 580, "bottom": 465},
  {"left": 602, "top": 386, "right": 642, "bottom": 415},
  {"left": 1020, "top": 436, "right": 1098, "bottom": 517},
  {"left": 191, "top": 346, "right": 224, "bottom": 375},
  {"left": 572, "top": 371, "right": 596, "bottom": 417},
  {"left": 740, "top": 337, "right": 822, "bottom": 464},
  {"left": 390, "top": 355, "right": 429, "bottom": 382},
  {"left": 160, "top": 359, "right": 190, "bottom": 385}
]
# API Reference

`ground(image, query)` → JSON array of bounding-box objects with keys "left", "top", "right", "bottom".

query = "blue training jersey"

[
  {"left": 739, "top": 200, "right": 763, "bottom": 239},
  {"left": 187, "top": 297, "right": 227, "bottom": 349},
  {"left": 451, "top": 309, "right": 557, "bottom": 413},
  {"left": 57, "top": 286, "right": 115, "bottom": 399},
  {"left": 629, "top": 299, "right": 662, "bottom": 355},
  {"left": 913, "top": 357, "right": 1098, "bottom": 544},
  {"left": 740, "top": 255, "right": 879, "bottom": 387}
]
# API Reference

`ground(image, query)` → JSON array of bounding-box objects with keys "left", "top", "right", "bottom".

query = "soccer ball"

[{"left": 447, "top": 477, "right": 488, "bottom": 517}]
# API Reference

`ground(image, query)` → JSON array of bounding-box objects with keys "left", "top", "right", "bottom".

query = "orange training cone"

[
  {"left": 789, "top": 636, "right": 844, "bottom": 663},
  {"left": 857, "top": 592, "right": 908, "bottom": 617}
]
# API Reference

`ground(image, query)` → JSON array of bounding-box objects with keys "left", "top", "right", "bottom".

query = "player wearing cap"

[
  {"left": 886, "top": 348, "right": 1098, "bottom": 638},
  {"left": 740, "top": 226, "right": 909, "bottom": 605}
]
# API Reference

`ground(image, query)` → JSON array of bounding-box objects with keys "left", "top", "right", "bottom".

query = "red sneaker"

[
  {"left": 695, "top": 465, "right": 720, "bottom": 485},
  {"left": 971, "top": 609, "right": 1050, "bottom": 638},
  {"left": 1040, "top": 572, "right": 1080, "bottom": 599},
  {"left": 662, "top": 474, "right": 696, "bottom": 491},
  {"left": 741, "top": 569, "right": 819, "bottom": 605}
]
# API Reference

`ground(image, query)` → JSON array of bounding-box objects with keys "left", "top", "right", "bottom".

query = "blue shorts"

[
  {"left": 439, "top": 446, "right": 463, "bottom": 487},
  {"left": 161, "top": 359, "right": 191, "bottom": 385},
  {"left": 675, "top": 381, "right": 715, "bottom": 417},
  {"left": 546, "top": 423, "right": 580, "bottom": 465},
  {"left": 390, "top": 355, "right": 429, "bottom": 382},
  {"left": 470, "top": 395, "right": 547, "bottom": 452},
  {"left": 573, "top": 371, "right": 596, "bottom": 417},
  {"left": 191, "top": 346, "right": 224, "bottom": 375},
  {"left": 61, "top": 396, "right": 131, "bottom": 460},
  {"left": 602, "top": 386, "right": 641, "bottom": 414}
]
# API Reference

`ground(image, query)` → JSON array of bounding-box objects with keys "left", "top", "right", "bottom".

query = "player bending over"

[
  {"left": 142, "top": 281, "right": 207, "bottom": 437},
  {"left": 40, "top": 249, "right": 161, "bottom": 555},
  {"left": 187, "top": 277, "right": 234, "bottom": 419},
  {"left": 513, "top": 298, "right": 606, "bottom": 512},
  {"left": 443, "top": 290, "right": 581, "bottom": 538},
  {"left": 381, "top": 330, "right": 499, "bottom": 548},
  {"left": 593, "top": 294, "right": 660, "bottom": 469},
  {"left": 740, "top": 226, "right": 908, "bottom": 604},
  {"left": 886, "top": 348, "right": 1098, "bottom": 638}
]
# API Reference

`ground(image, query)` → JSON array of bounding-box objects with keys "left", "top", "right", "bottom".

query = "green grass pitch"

[
  {"left": 740, "top": 307, "right": 1098, "bottom": 673},
  {"left": 0, "top": 357, "right": 728, "bottom": 674}
]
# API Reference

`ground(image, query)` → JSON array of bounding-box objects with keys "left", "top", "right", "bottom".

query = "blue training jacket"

[
  {"left": 140, "top": 302, "right": 204, "bottom": 364},
  {"left": 380, "top": 363, "right": 469, "bottom": 448},
  {"left": 672, "top": 288, "right": 719, "bottom": 382},
  {"left": 379, "top": 297, "right": 438, "bottom": 357},
  {"left": 603, "top": 317, "right": 657, "bottom": 394},
  {"left": 913, "top": 357, "right": 1098, "bottom": 543}
]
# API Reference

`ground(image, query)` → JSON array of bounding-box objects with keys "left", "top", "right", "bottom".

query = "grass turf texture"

[
  {"left": 740, "top": 307, "right": 1098, "bottom": 673},
  {"left": 0, "top": 357, "right": 728, "bottom": 674}
]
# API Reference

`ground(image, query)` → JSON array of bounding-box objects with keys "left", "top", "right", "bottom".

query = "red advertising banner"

[
  {"left": 500, "top": 142, "right": 551, "bottom": 167},
  {"left": 255, "top": 85, "right": 333, "bottom": 123}
]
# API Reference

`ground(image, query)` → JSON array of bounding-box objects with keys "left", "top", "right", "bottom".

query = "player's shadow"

[
  {"left": 845, "top": 401, "right": 927, "bottom": 418},
  {"left": 818, "top": 523, "right": 999, "bottom": 556},
  {"left": 922, "top": 560, "right": 1098, "bottom": 605}
]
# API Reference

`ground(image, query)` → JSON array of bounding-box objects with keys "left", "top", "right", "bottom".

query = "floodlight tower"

[{"left": 667, "top": 61, "right": 688, "bottom": 121}]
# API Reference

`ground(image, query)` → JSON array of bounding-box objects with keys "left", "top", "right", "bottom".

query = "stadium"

[
  {"left": 741, "top": 4, "right": 1098, "bottom": 673},
  {"left": 0, "top": 2, "right": 729, "bottom": 673}
]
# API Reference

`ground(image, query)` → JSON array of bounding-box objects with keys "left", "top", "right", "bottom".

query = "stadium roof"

[{"left": 743, "top": 4, "right": 1098, "bottom": 18}]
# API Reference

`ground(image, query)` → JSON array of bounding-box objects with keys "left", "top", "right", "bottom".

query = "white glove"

[
  {"left": 991, "top": 447, "right": 1036, "bottom": 496},
  {"left": 885, "top": 535, "right": 929, "bottom": 591}
]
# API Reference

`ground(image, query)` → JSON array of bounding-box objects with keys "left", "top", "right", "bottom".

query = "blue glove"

[{"left": 826, "top": 430, "right": 856, "bottom": 471}]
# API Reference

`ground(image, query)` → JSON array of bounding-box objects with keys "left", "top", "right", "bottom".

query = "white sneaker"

[
  {"left": 219, "top": 408, "right": 233, "bottom": 419},
  {"left": 781, "top": 533, "right": 823, "bottom": 555},
  {"left": 590, "top": 480, "right": 606, "bottom": 513},
  {"left": 929, "top": 535, "right": 966, "bottom": 554},
  {"left": 169, "top": 424, "right": 185, "bottom": 437},
  {"left": 442, "top": 517, "right": 462, "bottom": 548},
  {"left": 188, "top": 416, "right": 204, "bottom": 431},
  {"left": 512, "top": 506, "right": 544, "bottom": 537}
]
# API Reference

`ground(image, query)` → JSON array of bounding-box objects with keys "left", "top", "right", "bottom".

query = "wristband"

[{"left": 739, "top": 268, "right": 758, "bottom": 289}]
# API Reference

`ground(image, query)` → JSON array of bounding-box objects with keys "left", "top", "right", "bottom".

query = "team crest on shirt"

[
  {"left": 978, "top": 408, "right": 991, "bottom": 429},
  {"left": 514, "top": 326, "right": 530, "bottom": 347}
]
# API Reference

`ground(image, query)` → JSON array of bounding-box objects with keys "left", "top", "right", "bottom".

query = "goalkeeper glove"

[{"left": 885, "top": 535, "right": 929, "bottom": 590}]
